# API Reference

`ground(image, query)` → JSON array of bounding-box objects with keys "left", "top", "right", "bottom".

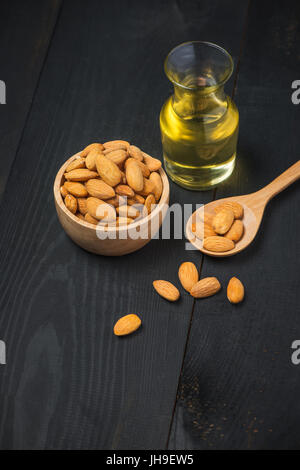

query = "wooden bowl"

[{"left": 54, "top": 153, "right": 170, "bottom": 256}]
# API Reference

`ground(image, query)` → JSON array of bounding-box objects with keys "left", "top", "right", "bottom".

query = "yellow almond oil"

[{"left": 160, "top": 41, "right": 239, "bottom": 190}]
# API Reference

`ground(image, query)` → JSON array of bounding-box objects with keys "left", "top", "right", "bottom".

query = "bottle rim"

[{"left": 164, "top": 41, "right": 234, "bottom": 91}]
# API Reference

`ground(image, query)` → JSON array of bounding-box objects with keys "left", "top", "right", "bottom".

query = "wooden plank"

[
  {"left": 0, "top": 0, "right": 247, "bottom": 449},
  {"left": 0, "top": 0, "right": 62, "bottom": 200},
  {"left": 169, "top": 0, "right": 300, "bottom": 450}
]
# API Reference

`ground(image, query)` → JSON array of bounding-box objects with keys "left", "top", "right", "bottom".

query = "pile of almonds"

[
  {"left": 192, "top": 201, "right": 244, "bottom": 252},
  {"left": 114, "top": 262, "right": 245, "bottom": 336},
  {"left": 60, "top": 141, "right": 163, "bottom": 226}
]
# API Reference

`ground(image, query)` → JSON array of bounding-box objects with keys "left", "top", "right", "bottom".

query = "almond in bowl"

[{"left": 54, "top": 141, "right": 169, "bottom": 256}]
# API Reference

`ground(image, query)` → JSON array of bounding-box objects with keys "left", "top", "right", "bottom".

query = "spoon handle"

[{"left": 257, "top": 160, "right": 300, "bottom": 202}]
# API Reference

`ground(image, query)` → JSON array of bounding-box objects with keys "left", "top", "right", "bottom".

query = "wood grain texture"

[
  {"left": 169, "top": 0, "right": 300, "bottom": 450},
  {"left": 0, "top": 0, "right": 247, "bottom": 449},
  {"left": 0, "top": 0, "right": 62, "bottom": 200}
]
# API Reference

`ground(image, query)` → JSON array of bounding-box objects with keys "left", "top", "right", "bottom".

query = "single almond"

[
  {"left": 192, "top": 221, "right": 216, "bottom": 240},
  {"left": 86, "top": 178, "right": 115, "bottom": 199},
  {"left": 126, "top": 159, "right": 144, "bottom": 192},
  {"left": 125, "top": 158, "right": 149, "bottom": 177},
  {"left": 115, "top": 184, "right": 135, "bottom": 198},
  {"left": 64, "top": 194, "right": 77, "bottom": 214},
  {"left": 64, "top": 181, "right": 88, "bottom": 198},
  {"left": 134, "top": 194, "right": 145, "bottom": 205},
  {"left": 86, "top": 197, "right": 116, "bottom": 221},
  {"left": 137, "top": 177, "right": 155, "bottom": 196},
  {"left": 113, "top": 314, "right": 141, "bottom": 336},
  {"left": 178, "top": 262, "right": 199, "bottom": 292},
  {"left": 153, "top": 280, "right": 180, "bottom": 302},
  {"left": 103, "top": 144, "right": 128, "bottom": 154},
  {"left": 85, "top": 212, "right": 98, "bottom": 225},
  {"left": 77, "top": 197, "right": 88, "bottom": 215},
  {"left": 225, "top": 220, "right": 244, "bottom": 242},
  {"left": 142, "top": 152, "right": 162, "bottom": 171},
  {"left": 144, "top": 193, "right": 156, "bottom": 215},
  {"left": 128, "top": 145, "right": 143, "bottom": 161},
  {"left": 190, "top": 277, "right": 221, "bottom": 298},
  {"left": 212, "top": 208, "right": 234, "bottom": 234},
  {"left": 203, "top": 236, "right": 235, "bottom": 252},
  {"left": 86, "top": 148, "right": 102, "bottom": 170},
  {"left": 65, "top": 157, "right": 86, "bottom": 172},
  {"left": 105, "top": 149, "right": 128, "bottom": 166},
  {"left": 227, "top": 277, "right": 244, "bottom": 304},
  {"left": 103, "top": 140, "right": 130, "bottom": 150},
  {"left": 215, "top": 201, "right": 244, "bottom": 219},
  {"left": 149, "top": 171, "right": 163, "bottom": 201},
  {"left": 95, "top": 154, "right": 122, "bottom": 187},
  {"left": 80, "top": 143, "right": 104, "bottom": 157},
  {"left": 60, "top": 185, "right": 69, "bottom": 198},
  {"left": 117, "top": 205, "right": 140, "bottom": 219},
  {"left": 64, "top": 169, "right": 98, "bottom": 181}
]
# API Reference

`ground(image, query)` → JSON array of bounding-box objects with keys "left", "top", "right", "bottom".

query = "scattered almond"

[
  {"left": 225, "top": 219, "right": 244, "bottom": 242},
  {"left": 190, "top": 277, "right": 221, "bottom": 298},
  {"left": 215, "top": 201, "right": 244, "bottom": 219},
  {"left": 137, "top": 177, "right": 155, "bottom": 197},
  {"left": 113, "top": 314, "right": 141, "bottom": 336},
  {"left": 192, "top": 221, "right": 216, "bottom": 240},
  {"left": 153, "top": 280, "right": 180, "bottom": 301},
  {"left": 227, "top": 277, "right": 244, "bottom": 303},
  {"left": 212, "top": 208, "right": 234, "bottom": 235},
  {"left": 178, "top": 262, "right": 199, "bottom": 293},
  {"left": 203, "top": 236, "right": 235, "bottom": 252}
]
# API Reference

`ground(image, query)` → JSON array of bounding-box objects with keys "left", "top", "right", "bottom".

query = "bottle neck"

[{"left": 172, "top": 84, "right": 227, "bottom": 120}]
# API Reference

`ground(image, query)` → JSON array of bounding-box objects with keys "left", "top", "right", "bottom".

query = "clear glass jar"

[{"left": 160, "top": 41, "right": 239, "bottom": 190}]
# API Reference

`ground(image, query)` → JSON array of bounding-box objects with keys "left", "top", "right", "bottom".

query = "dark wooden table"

[{"left": 0, "top": 0, "right": 299, "bottom": 450}]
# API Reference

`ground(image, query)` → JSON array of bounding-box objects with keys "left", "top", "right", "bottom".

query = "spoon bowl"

[{"left": 186, "top": 160, "right": 300, "bottom": 257}]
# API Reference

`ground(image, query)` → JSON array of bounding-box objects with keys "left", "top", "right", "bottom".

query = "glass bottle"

[{"left": 160, "top": 41, "right": 239, "bottom": 190}]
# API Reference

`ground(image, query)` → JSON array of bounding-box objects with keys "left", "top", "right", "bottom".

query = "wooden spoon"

[{"left": 186, "top": 160, "right": 300, "bottom": 257}]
